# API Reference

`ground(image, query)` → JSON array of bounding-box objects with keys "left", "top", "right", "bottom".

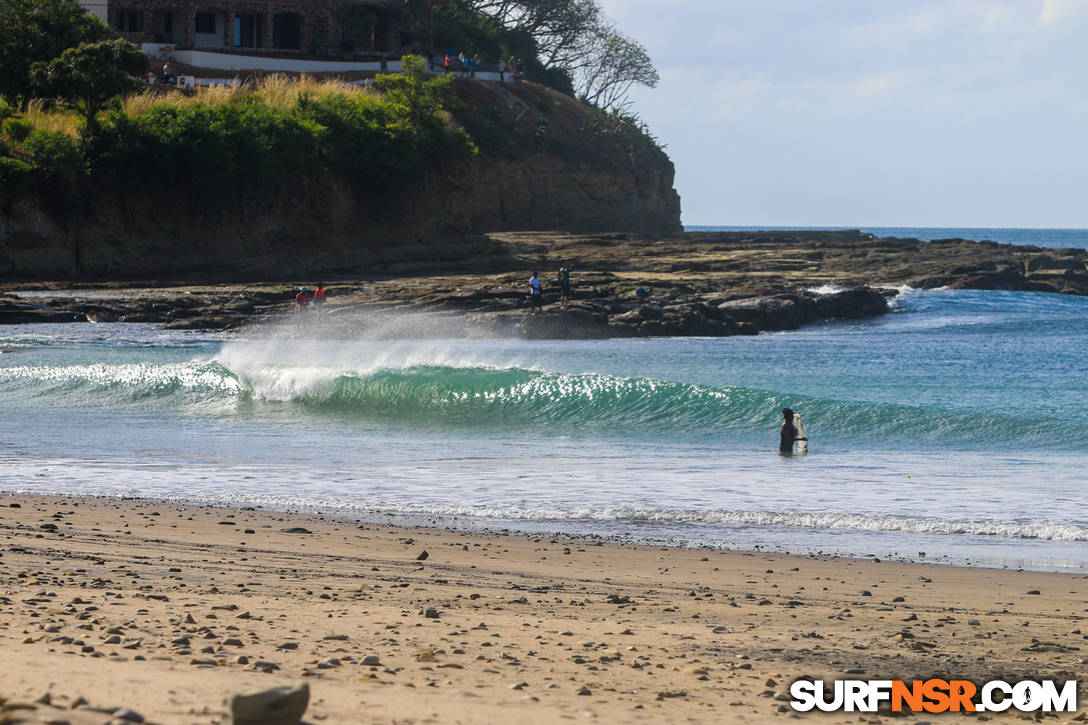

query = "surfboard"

[{"left": 794, "top": 413, "right": 808, "bottom": 452}]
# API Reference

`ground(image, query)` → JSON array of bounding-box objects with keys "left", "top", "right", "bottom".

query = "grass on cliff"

[
  {"left": 1, "top": 65, "right": 474, "bottom": 202},
  {"left": 1, "top": 62, "right": 667, "bottom": 204},
  {"left": 119, "top": 75, "right": 383, "bottom": 115}
]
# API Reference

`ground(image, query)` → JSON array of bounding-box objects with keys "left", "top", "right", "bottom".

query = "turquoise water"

[
  {"left": 2, "top": 288, "right": 1087, "bottom": 571},
  {"left": 688, "top": 226, "right": 1088, "bottom": 250}
]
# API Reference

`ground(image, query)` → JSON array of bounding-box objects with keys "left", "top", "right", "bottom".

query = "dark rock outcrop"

[
  {"left": 0, "top": 285, "right": 890, "bottom": 339},
  {"left": 456, "top": 287, "right": 887, "bottom": 338}
]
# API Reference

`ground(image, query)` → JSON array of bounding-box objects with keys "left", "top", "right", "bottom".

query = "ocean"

[
  {"left": 3, "top": 228, "right": 1087, "bottom": 573},
  {"left": 687, "top": 226, "right": 1088, "bottom": 250}
]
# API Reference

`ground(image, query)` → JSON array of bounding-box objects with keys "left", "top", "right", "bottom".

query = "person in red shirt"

[
  {"left": 295, "top": 287, "right": 311, "bottom": 312},
  {"left": 313, "top": 284, "right": 327, "bottom": 311}
]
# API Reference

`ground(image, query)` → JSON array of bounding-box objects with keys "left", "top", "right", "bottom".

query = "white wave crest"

[
  {"left": 806, "top": 284, "right": 846, "bottom": 295},
  {"left": 0, "top": 362, "right": 241, "bottom": 395}
]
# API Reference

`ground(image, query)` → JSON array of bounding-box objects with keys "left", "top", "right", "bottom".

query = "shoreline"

[
  {"left": 2, "top": 493, "right": 1087, "bottom": 723},
  {"left": 7, "top": 490, "right": 1085, "bottom": 577}
]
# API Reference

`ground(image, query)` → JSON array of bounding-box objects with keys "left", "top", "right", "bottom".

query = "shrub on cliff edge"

[
  {"left": 23, "top": 128, "right": 85, "bottom": 179},
  {"left": 85, "top": 71, "right": 474, "bottom": 205},
  {"left": 0, "top": 156, "right": 33, "bottom": 201},
  {"left": 3, "top": 118, "right": 34, "bottom": 144}
]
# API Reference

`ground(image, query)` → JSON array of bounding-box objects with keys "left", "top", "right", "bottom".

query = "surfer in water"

[{"left": 780, "top": 408, "right": 808, "bottom": 454}]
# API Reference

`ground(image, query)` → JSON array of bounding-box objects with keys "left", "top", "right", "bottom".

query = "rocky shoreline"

[
  {"left": 0, "top": 283, "right": 890, "bottom": 339},
  {"left": 2, "top": 229, "right": 1086, "bottom": 338}
]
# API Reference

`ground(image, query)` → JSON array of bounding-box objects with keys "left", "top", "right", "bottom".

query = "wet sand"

[{"left": 1, "top": 494, "right": 1086, "bottom": 723}]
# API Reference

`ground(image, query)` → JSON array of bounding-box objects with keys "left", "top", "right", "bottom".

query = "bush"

[
  {"left": 87, "top": 76, "right": 473, "bottom": 202},
  {"left": 3, "top": 117, "right": 34, "bottom": 143},
  {"left": 0, "top": 156, "right": 34, "bottom": 199},
  {"left": 90, "top": 100, "right": 331, "bottom": 202},
  {"left": 580, "top": 109, "right": 666, "bottom": 167},
  {"left": 294, "top": 93, "right": 413, "bottom": 182},
  {"left": 24, "top": 128, "right": 85, "bottom": 177},
  {"left": 0, "top": 98, "right": 13, "bottom": 123}
]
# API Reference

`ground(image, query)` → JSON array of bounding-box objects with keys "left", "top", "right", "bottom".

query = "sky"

[{"left": 596, "top": 0, "right": 1088, "bottom": 228}]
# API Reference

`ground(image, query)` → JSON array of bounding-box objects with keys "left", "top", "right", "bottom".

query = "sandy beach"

[{"left": 0, "top": 494, "right": 1085, "bottom": 724}]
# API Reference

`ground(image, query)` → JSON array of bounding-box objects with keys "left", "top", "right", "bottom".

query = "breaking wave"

[{"left": 0, "top": 359, "right": 1078, "bottom": 445}]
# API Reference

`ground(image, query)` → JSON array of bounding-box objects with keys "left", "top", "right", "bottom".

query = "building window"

[
  {"left": 117, "top": 10, "right": 142, "bottom": 33},
  {"left": 273, "top": 13, "right": 302, "bottom": 50},
  {"left": 195, "top": 12, "right": 216, "bottom": 34},
  {"left": 235, "top": 15, "right": 259, "bottom": 48}
]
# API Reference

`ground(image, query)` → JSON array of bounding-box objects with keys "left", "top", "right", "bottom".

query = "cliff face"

[{"left": 0, "top": 82, "right": 681, "bottom": 281}]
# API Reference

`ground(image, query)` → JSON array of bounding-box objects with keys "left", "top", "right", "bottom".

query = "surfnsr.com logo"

[{"left": 790, "top": 679, "right": 1077, "bottom": 714}]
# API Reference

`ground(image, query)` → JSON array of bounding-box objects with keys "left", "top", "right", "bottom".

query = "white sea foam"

[
  {"left": 104, "top": 491, "right": 1088, "bottom": 543},
  {"left": 877, "top": 284, "right": 918, "bottom": 295},
  {"left": 0, "top": 362, "right": 241, "bottom": 395},
  {"left": 212, "top": 312, "right": 555, "bottom": 402},
  {"left": 369, "top": 506, "right": 1088, "bottom": 542},
  {"left": 806, "top": 284, "right": 846, "bottom": 295}
]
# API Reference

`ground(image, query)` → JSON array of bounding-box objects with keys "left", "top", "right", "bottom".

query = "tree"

[
  {"left": 0, "top": 0, "right": 109, "bottom": 106},
  {"left": 31, "top": 39, "right": 149, "bottom": 135},
  {"left": 455, "top": 0, "right": 658, "bottom": 112},
  {"left": 374, "top": 55, "right": 456, "bottom": 131},
  {"left": 570, "top": 26, "right": 658, "bottom": 113}
]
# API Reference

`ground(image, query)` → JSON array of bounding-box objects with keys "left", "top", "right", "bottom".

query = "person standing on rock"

[
  {"left": 529, "top": 272, "right": 543, "bottom": 314},
  {"left": 559, "top": 265, "right": 574, "bottom": 310},
  {"left": 780, "top": 408, "right": 808, "bottom": 454}
]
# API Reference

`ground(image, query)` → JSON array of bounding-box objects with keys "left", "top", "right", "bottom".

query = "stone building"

[{"left": 82, "top": 0, "right": 402, "bottom": 56}]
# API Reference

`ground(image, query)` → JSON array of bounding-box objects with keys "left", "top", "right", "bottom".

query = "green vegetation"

[
  {"left": 31, "top": 39, "right": 149, "bottom": 134},
  {"left": 3, "top": 118, "right": 34, "bottom": 144},
  {"left": 582, "top": 109, "right": 666, "bottom": 166},
  {"left": 81, "top": 69, "right": 471, "bottom": 205},
  {"left": 0, "top": 3, "right": 462, "bottom": 201},
  {"left": 0, "top": 157, "right": 33, "bottom": 198},
  {"left": 23, "top": 128, "right": 85, "bottom": 179},
  {"left": 0, "top": 0, "right": 109, "bottom": 107},
  {"left": 3, "top": 68, "right": 474, "bottom": 202},
  {"left": 0, "top": 0, "right": 664, "bottom": 203}
]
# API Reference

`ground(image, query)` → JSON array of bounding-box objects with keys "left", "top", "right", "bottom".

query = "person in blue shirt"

[{"left": 529, "top": 272, "right": 543, "bottom": 314}]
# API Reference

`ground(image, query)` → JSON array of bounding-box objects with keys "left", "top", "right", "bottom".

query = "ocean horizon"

[{"left": 687, "top": 225, "right": 1088, "bottom": 251}]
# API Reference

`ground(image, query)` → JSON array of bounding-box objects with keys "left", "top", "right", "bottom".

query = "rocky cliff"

[{"left": 0, "top": 81, "right": 681, "bottom": 281}]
